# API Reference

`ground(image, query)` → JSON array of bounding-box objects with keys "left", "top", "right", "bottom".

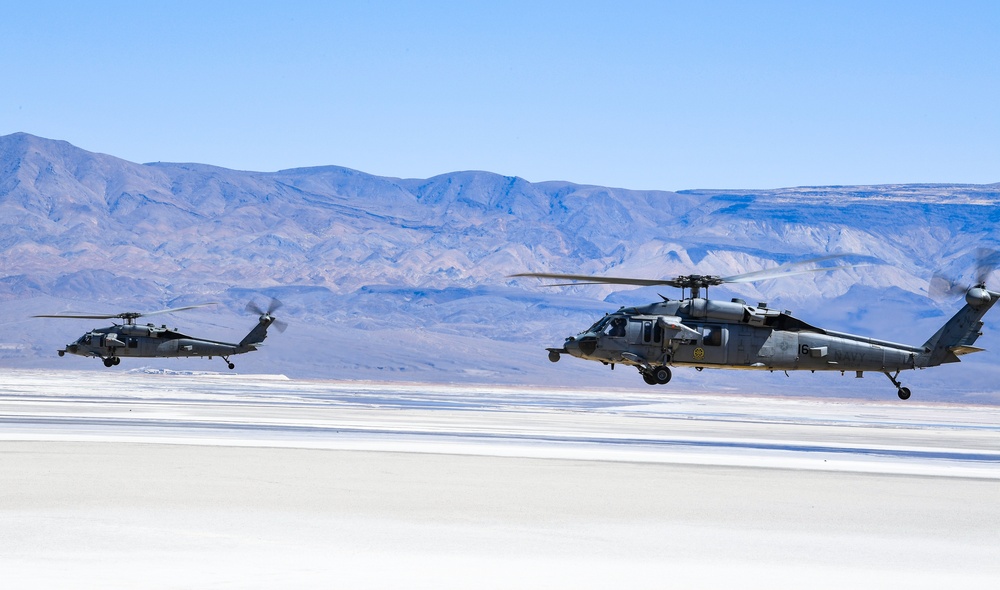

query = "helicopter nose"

[
  {"left": 564, "top": 337, "right": 581, "bottom": 357},
  {"left": 578, "top": 335, "right": 598, "bottom": 356},
  {"left": 564, "top": 334, "right": 598, "bottom": 358}
]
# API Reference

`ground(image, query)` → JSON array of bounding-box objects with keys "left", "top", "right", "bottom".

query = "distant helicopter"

[
  {"left": 33, "top": 299, "right": 286, "bottom": 369},
  {"left": 512, "top": 253, "right": 999, "bottom": 400}
]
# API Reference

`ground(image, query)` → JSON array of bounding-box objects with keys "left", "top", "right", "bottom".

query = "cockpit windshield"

[
  {"left": 585, "top": 314, "right": 627, "bottom": 337},
  {"left": 585, "top": 315, "right": 611, "bottom": 334}
]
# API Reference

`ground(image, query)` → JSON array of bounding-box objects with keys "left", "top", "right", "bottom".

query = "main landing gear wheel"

[
  {"left": 653, "top": 366, "right": 672, "bottom": 384},
  {"left": 641, "top": 366, "right": 672, "bottom": 385},
  {"left": 897, "top": 387, "right": 911, "bottom": 400},
  {"left": 103, "top": 357, "right": 120, "bottom": 367}
]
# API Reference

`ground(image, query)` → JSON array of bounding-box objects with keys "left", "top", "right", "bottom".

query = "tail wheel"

[{"left": 897, "top": 387, "right": 911, "bottom": 400}]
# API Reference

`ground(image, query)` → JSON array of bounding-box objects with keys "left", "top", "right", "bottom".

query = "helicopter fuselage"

[
  {"left": 58, "top": 314, "right": 276, "bottom": 369},
  {"left": 37, "top": 299, "right": 282, "bottom": 370},
  {"left": 62, "top": 323, "right": 251, "bottom": 361},
  {"left": 550, "top": 289, "right": 999, "bottom": 399}
]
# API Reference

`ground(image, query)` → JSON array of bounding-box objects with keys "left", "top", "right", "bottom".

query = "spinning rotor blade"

[
  {"left": 930, "top": 248, "right": 999, "bottom": 300},
  {"left": 245, "top": 297, "right": 284, "bottom": 317},
  {"left": 511, "top": 254, "right": 866, "bottom": 289},
  {"left": 929, "top": 273, "right": 968, "bottom": 300},
  {"left": 33, "top": 312, "right": 123, "bottom": 320},
  {"left": 33, "top": 302, "right": 218, "bottom": 321},
  {"left": 245, "top": 298, "right": 287, "bottom": 333},
  {"left": 508, "top": 273, "right": 678, "bottom": 287},
  {"left": 975, "top": 248, "right": 1000, "bottom": 286},
  {"left": 135, "top": 303, "right": 220, "bottom": 318},
  {"left": 722, "top": 254, "right": 867, "bottom": 284}
]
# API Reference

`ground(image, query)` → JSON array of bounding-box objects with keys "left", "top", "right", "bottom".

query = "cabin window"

[
  {"left": 653, "top": 322, "right": 663, "bottom": 343},
  {"left": 643, "top": 321, "right": 652, "bottom": 343},
  {"left": 128, "top": 338, "right": 138, "bottom": 349},
  {"left": 703, "top": 326, "right": 723, "bottom": 346}
]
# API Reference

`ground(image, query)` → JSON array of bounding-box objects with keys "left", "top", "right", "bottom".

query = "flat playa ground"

[{"left": 1, "top": 370, "right": 998, "bottom": 589}]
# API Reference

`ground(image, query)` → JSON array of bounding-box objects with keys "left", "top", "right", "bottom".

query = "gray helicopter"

[
  {"left": 513, "top": 253, "right": 999, "bottom": 400},
  {"left": 33, "top": 299, "right": 286, "bottom": 369}
]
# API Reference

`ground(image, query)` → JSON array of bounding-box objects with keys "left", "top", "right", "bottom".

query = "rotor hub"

[{"left": 967, "top": 286, "right": 992, "bottom": 308}]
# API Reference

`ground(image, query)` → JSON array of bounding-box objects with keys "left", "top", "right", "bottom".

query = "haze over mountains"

[{"left": 2, "top": 132, "right": 999, "bottom": 401}]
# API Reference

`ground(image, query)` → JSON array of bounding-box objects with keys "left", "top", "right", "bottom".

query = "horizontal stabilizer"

[{"left": 949, "top": 345, "right": 986, "bottom": 356}]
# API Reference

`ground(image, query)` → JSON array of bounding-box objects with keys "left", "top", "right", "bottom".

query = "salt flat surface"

[{"left": 1, "top": 369, "right": 998, "bottom": 588}]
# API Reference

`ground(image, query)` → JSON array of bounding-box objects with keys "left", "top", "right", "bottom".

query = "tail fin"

[
  {"left": 238, "top": 315, "right": 274, "bottom": 351},
  {"left": 919, "top": 288, "right": 999, "bottom": 367}
]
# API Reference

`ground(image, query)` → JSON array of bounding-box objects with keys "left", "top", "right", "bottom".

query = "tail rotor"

[
  {"left": 245, "top": 297, "right": 288, "bottom": 333},
  {"left": 930, "top": 248, "right": 999, "bottom": 301}
]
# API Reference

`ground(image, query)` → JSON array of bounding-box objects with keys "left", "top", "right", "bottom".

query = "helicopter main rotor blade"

[
  {"left": 138, "top": 303, "right": 220, "bottom": 318},
  {"left": 721, "top": 254, "right": 863, "bottom": 283},
  {"left": 511, "top": 254, "right": 868, "bottom": 289},
  {"left": 33, "top": 302, "right": 219, "bottom": 321},
  {"left": 508, "top": 272, "right": 679, "bottom": 287},
  {"left": 32, "top": 313, "right": 123, "bottom": 320}
]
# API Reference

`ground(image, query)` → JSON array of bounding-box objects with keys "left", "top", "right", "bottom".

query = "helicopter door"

[
  {"left": 627, "top": 319, "right": 644, "bottom": 344},
  {"left": 701, "top": 326, "right": 729, "bottom": 365},
  {"left": 628, "top": 319, "right": 663, "bottom": 347},
  {"left": 693, "top": 325, "right": 728, "bottom": 365}
]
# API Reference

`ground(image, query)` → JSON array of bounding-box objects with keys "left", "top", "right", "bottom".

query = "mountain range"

[{"left": 2, "top": 132, "right": 999, "bottom": 402}]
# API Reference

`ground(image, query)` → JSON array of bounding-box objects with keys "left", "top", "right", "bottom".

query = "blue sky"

[{"left": 2, "top": 1, "right": 998, "bottom": 190}]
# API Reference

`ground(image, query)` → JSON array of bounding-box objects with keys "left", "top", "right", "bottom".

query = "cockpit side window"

[{"left": 606, "top": 317, "right": 627, "bottom": 337}]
